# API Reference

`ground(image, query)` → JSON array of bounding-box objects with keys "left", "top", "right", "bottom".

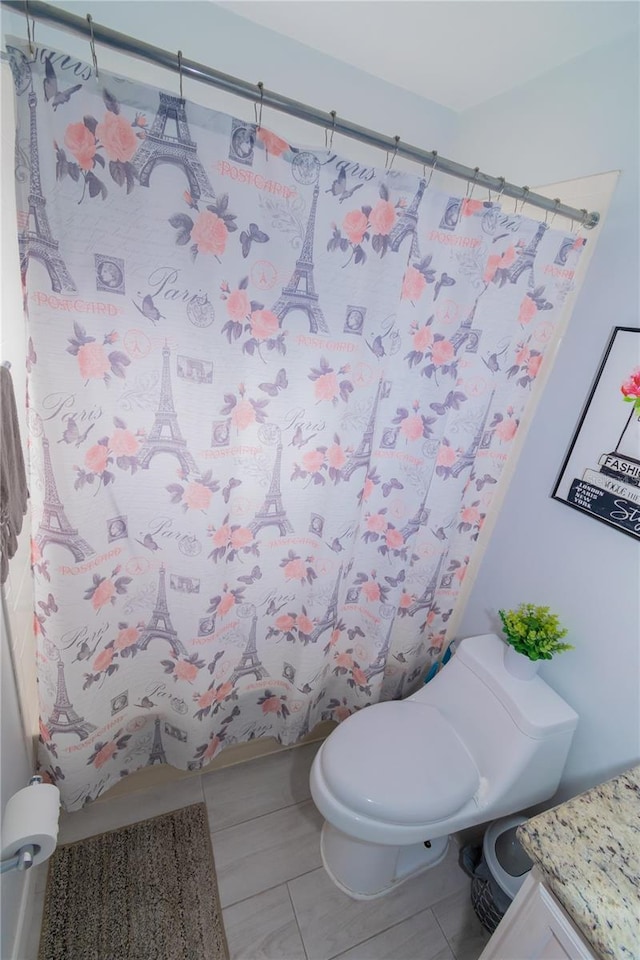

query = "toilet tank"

[{"left": 408, "top": 634, "right": 578, "bottom": 815}]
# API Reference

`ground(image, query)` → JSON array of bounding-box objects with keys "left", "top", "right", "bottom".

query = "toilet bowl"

[{"left": 310, "top": 633, "right": 578, "bottom": 899}]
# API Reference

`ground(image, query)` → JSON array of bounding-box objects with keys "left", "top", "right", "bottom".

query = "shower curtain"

[{"left": 8, "top": 39, "right": 584, "bottom": 809}]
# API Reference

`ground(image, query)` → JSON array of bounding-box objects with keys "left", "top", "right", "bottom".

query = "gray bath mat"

[{"left": 38, "top": 802, "right": 229, "bottom": 960}]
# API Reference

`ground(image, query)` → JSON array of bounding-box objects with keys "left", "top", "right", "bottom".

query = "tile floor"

[{"left": 24, "top": 743, "right": 491, "bottom": 960}]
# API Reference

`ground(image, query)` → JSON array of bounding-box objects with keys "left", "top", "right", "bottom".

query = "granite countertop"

[{"left": 517, "top": 765, "right": 640, "bottom": 960}]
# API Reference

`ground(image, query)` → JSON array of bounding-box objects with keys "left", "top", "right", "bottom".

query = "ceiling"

[{"left": 218, "top": 1, "right": 639, "bottom": 112}]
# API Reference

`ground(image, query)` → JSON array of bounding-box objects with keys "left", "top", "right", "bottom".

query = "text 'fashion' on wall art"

[{"left": 553, "top": 326, "right": 640, "bottom": 540}]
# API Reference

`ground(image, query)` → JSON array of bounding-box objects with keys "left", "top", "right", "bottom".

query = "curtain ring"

[
  {"left": 576, "top": 208, "right": 588, "bottom": 242},
  {"left": 426, "top": 150, "right": 438, "bottom": 188},
  {"left": 466, "top": 166, "right": 480, "bottom": 199},
  {"left": 87, "top": 15, "right": 99, "bottom": 79},
  {"left": 177, "top": 50, "right": 184, "bottom": 99},
  {"left": 386, "top": 135, "right": 400, "bottom": 171},
  {"left": 549, "top": 198, "right": 561, "bottom": 227},
  {"left": 518, "top": 186, "right": 530, "bottom": 215},
  {"left": 325, "top": 110, "right": 337, "bottom": 150},
  {"left": 24, "top": 0, "right": 34, "bottom": 55},
  {"left": 254, "top": 81, "right": 264, "bottom": 130},
  {"left": 496, "top": 176, "right": 506, "bottom": 204}
]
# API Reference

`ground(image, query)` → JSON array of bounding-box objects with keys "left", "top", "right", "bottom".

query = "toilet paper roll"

[{"left": 1, "top": 782, "right": 60, "bottom": 867}]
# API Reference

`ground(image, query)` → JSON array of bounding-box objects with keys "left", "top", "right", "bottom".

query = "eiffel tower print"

[
  {"left": 47, "top": 656, "right": 97, "bottom": 740},
  {"left": 388, "top": 178, "right": 426, "bottom": 258},
  {"left": 449, "top": 394, "right": 494, "bottom": 479},
  {"left": 406, "top": 553, "right": 446, "bottom": 618},
  {"left": 137, "top": 344, "right": 199, "bottom": 475},
  {"left": 366, "top": 618, "right": 394, "bottom": 681},
  {"left": 249, "top": 429, "right": 293, "bottom": 537},
  {"left": 230, "top": 606, "right": 268, "bottom": 684},
  {"left": 309, "top": 565, "right": 343, "bottom": 644},
  {"left": 19, "top": 90, "right": 76, "bottom": 292},
  {"left": 271, "top": 182, "right": 329, "bottom": 334},
  {"left": 131, "top": 92, "right": 215, "bottom": 200},
  {"left": 401, "top": 492, "right": 430, "bottom": 543},
  {"left": 506, "top": 223, "right": 548, "bottom": 286},
  {"left": 146, "top": 717, "right": 168, "bottom": 765},
  {"left": 35, "top": 434, "right": 94, "bottom": 561},
  {"left": 136, "top": 565, "right": 187, "bottom": 657},
  {"left": 341, "top": 380, "right": 383, "bottom": 481},
  {"left": 450, "top": 296, "right": 482, "bottom": 355}
]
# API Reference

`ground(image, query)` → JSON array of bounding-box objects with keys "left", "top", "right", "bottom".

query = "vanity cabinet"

[{"left": 479, "top": 869, "right": 597, "bottom": 960}]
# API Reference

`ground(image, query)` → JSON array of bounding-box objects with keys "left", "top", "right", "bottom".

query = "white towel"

[{"left": 0, "top": 365, "right": 28, "bottom": 583}]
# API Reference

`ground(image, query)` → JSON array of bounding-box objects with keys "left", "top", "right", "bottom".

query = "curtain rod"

[{"left": 2, "top": 0, "right": 599, "bottom": 229}]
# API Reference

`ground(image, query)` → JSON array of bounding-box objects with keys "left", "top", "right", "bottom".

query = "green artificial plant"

[{"left": 498, "top": 603, "right": 573, "bottom": 661}]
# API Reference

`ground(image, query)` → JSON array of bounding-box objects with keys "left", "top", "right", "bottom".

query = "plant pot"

[{"left": 503, "top": 645, "right": 540, "bottom": 680}]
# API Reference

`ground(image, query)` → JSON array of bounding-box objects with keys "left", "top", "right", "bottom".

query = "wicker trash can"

[{"left": 466, "top": 815, "right": 534, "bottom": 934}]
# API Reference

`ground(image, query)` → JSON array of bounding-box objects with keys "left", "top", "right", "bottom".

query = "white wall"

[{"left": 454, "top": 32, "right": 640, "bottom": 801}]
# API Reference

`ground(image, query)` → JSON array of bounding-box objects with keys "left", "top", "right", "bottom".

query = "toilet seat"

[{"left": 320, "top": 700, "right": 479, "bottom": 824}]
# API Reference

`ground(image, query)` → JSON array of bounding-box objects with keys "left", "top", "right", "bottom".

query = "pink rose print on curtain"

[
  {"left": 193, "top": 727, "right": 229, "bottom": 763},
  {"left": 161, "top": 652, "right": 205, "bottom": 683},
  {"left": 56, "top": 88, "right": 145, "bottom": 200},
  {"left": 220, "top": 277, "right": 286, "bottom": 357},
  {"left": 402, "top": 255, "right": 455, "bottom": 304},
  {"left": 392, "top": 402, "right": 436, "bottom": 442},
  {"left": 194, "top": 685, "right": 238, "bottom": 723},
  {"left": 30, "top": 539, "right": 50, "bottom": 583},
  {"left": 168, "top": 193, "right": 238, "bottom": 262},
  {"left": 484, "top": 245, "right": 518, "bottom": 284},
  {"left": 327, "top": 182, "right": 404, "bottom": 266},
  {"left": 401, "top": 256, "right": 437, "bottom": 303},
  {"left": 74, "top": 417, "right": 140, "bottom": 492},
  {"left": 166, "top": 470, "right": 221, "bottom": 513},
  {"left": 199, "top": 585, "right": 246, "bottom": 640},
  {"left": 256, "top": 127, "right": 289, "bottom": 159},
  {"left": 83, "top": 567, "right": 131, "bottom": 612},
  {"left": 221, "top": 386, "right": 269, "bottom": 433},
  {"left": 67, "top": 323, "right": 130, "bottom": 385},
  {"left": 281, "top": 551, "right": 317, "bottom": 585},
  {"left": 517, "top": 286, "right": 554, "bottom": 326},
  {"left": 208, "top": 516, "right": 259, "bottom": 562},
  {"left": 362, "top": 511, "right": 408, "bottom": 559},
  {"left": 506, "top": 339, "right": 544, "bottom": 387},
  {"left": 405, "top": 317, "right": 457, "bottom": 382},
  {"left": 491, "top": 407, "right": 520, "bottom": 443},
  {"left": 291, "top": 434, "right": 348, "bottom": 486},
  {"left": 457, "top": 502, "right": 485, "bottom": 541},
  {"left": 257, "top": 690, "right": 290, "bottom": 719},
  {"left": 86, "top": 730, "right": 131, "bottom": 769},
  {"left": 332, "top": 649, "right": 372, "bottom": 695},
  {"left": 350, "top": 571, "right": 390, "bottom": 605},
  {"left": 309, "top": 358, "right": 354, "bottom": 405}
]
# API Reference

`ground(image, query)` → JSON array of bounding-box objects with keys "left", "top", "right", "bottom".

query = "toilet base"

[{"left": 320, "top": 822, "right": 450, "bottom": 900}]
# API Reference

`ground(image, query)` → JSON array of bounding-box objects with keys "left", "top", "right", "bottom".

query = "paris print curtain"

[{"left": 8, "top": 40, "right": 584, "bottom": 809}]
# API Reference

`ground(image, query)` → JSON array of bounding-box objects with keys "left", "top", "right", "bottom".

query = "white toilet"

[{"left": 310, "top": 633, "right": 578, "bottom": 899}]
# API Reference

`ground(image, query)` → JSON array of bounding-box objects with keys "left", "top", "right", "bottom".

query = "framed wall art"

[{"left": 553, "top": 326, "right": 640, "bottom": 540}]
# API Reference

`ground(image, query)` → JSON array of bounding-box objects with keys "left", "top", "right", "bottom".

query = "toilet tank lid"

[{"left": 456, "top": 634, "right": 578, "bottom": 739}]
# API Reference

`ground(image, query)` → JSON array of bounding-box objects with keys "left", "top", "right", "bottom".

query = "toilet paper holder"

[{"left": 1, "top": 777, "right": 44, "bottom": 875}]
